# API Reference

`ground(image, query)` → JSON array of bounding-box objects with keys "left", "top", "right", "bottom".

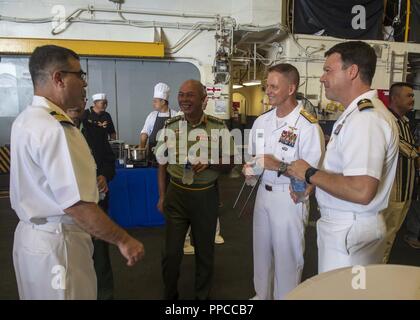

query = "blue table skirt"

[{"left": 108, "top": 167, "right": 165, "bottom": 227}]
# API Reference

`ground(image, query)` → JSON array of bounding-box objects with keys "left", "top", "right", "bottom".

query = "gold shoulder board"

[
  {"left": 206, "top": 114, "right": 225, "bottom": 125},
  {"left": 357, "top": 99, "right": 374, "bottom": 111},
  {"left": 300, "top": 109, "right": 317, "bottom": 123},
  {"left": 49, "top": 111, "right": 74, "bottom": 126},
  {"left": 164, "top": 115, "right": 182, "bottom": 127}
]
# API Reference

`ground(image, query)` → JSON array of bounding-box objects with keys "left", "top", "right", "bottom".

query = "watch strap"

[{"left": 305, "top": 167, "right": 318, "bottom": 184}]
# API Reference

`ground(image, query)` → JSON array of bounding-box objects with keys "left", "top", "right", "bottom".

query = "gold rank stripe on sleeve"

[
  {"left": 300, "top": 109, "right": 318, "bottom": 123},
  {"left": 357, "top": 98, "right": 374, "bottom": 111},
  {"left": 49, "top": 111, "right": 75, "bottom": 126}
]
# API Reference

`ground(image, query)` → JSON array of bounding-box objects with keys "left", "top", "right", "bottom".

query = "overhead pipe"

[
  {"left": 2, "top": 5, "right": 288, "bottom": 61},
  {"left": 253, "top": 42, "right": 257, "bottom": 80},
  {"left": 1, "top": 6, "right": 282, "bottom": 37},
  {"left": 94, "top": 5, "right": 219, "bottom": 20}
]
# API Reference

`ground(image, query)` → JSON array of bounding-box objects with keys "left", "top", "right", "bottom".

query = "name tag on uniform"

[{"left": 255, "top": 129, "right": 265, "bottom": 154}]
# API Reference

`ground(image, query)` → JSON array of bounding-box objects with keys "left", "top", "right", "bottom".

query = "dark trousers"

[
  {"left": 406, "top": 200, "right": 420, "bottom": 240},
  {"left": 162, "top": 181, "right": 218, "bottom": 300},
  {"left": 94, "top": 198, "right": 114, "bottom": 300}
]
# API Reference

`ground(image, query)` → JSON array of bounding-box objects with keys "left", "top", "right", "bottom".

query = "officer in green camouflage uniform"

[{"left": 155, "top": 79, "right": 236, "bottom": 300}]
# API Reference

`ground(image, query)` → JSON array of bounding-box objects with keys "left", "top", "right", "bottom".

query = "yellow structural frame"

[
  {"left": 0, "top": 37, "right": 164, "bottom": 57},
  {"left": 404, "top": 0, "right": 411, "bottom": 43}
]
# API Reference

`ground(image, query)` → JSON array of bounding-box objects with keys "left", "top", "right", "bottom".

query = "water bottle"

[
  {"left": 290, "top": 177, "right": 307, "bottom": 203},
  {"left": 182, "top": 161, "right": 194, "bottom": 185},
  {"left": 243, "top": 158, "right": 263, "bottom": 186}
]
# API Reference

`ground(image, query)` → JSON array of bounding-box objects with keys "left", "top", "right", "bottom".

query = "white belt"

[
  {"left": 319, "top": 207, "right": 378, "bottom": 220},
  {"left": 29, "top": 215, "right": 75, "bottom": 225},
  {"left": 21, "top": 220, "right": 82, "bottom": 234}
]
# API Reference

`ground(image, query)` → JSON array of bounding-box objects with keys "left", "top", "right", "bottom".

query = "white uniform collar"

[
  {"left": 266, "top": 101, "right": 303, "bottom": 130},
  {"left": 338, "top": 89, "right": 378, "bottom": 121},
  {"left": 31, "top": 95, "right": 74, "bottom": 124}
]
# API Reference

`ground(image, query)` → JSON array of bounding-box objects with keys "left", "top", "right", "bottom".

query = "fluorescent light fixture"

[
  {"left": 242, "top": 79, "right": 261, "bottom": 86},
  {"left": 233, "top": 84, "right": 243, "bottom": 89}
]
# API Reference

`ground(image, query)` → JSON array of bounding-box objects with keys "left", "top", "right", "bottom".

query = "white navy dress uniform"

[
  {"left": 248, "top": 102, "right": 324, "bottom": 300},
  {"left": 315, "top": 90, "right": 399, "bottom": 273},
  {"left": 10, "top": 96, "right": 99, "bottom": 299}
]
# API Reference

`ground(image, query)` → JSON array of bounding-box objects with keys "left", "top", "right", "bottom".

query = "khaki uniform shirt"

[
  {"left": 10, "top": 96, "right": 99, "bottom": 223},
  {"left": 155, "top": 113, "right": 237, "bottom": 184}
]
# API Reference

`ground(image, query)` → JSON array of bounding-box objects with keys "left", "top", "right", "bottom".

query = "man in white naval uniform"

[
  {"left": 246, "top": 63, "right": 324, "bottom": 299},
  {"left": 288, "top": 41, "right": 399, "bottom": 273},
  {"left": 10, "top": 45, "right": 145, "bottom": 299}
]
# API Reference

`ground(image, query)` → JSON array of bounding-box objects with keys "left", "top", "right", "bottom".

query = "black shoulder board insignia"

[
  {"left": 261, "top": 107, "right": 275, "bottom": 116},
  {"left": 164, "top": 115, "right": 182, "bottom": 127},
  {"left": 357, "top": 99, "right": 374, "bottom": 111},
  {"left": 49, "top": 111, "right": 74, "bottom": 126},
  {"left": 300, "top": 109, "right": 317, "bottom": 123},
  {"left": 206, "top": 115, "right": 225, "bottom": 124}
]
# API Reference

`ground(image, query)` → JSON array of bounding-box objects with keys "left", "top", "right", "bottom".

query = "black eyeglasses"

[{"left": 60, "top": 70, "right": 87, "bottom": 81}]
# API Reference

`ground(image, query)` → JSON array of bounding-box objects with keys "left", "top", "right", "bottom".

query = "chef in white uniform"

[
  {"left": 140, "top": 82, "right": 177, "bottom": 162},
  {"left": 246, "top": 63, "right": 324, "bottom": 300}
]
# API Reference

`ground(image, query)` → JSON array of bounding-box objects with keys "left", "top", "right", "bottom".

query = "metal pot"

[
  {"left": 109, "top": 140, "right": 125, "bottom": 161},
  {"left": 130, "top": 147, "right": 146, "bottom": 161}
]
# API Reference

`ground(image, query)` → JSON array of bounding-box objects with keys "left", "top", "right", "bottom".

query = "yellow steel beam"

[
  {"left": 0, "top": 37, "right": 164, "bottom": 57},
  {"left": 404, "top": 0, "right": 411, "bottom": 43}
]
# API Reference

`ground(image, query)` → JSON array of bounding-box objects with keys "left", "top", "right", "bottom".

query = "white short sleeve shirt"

[
  {"left": 141, "top": 109, "right": 177, "bottom": 136},
  {"left": 10, "top": 96, "right": 99, "bottom": 223},
  {"left": 248, "top": 102, "right": 325, "bottom": 185},
  {"left": 316, "top": 90, "right": 399, "bottom": 213}
]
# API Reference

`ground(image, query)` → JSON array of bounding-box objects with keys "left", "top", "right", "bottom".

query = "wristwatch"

[
  {"left": 277, "top": 161, "right": 288, "bottom": 177},
  {"left": 305, "top": 167, "right": 319, "bottom": 184}
]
